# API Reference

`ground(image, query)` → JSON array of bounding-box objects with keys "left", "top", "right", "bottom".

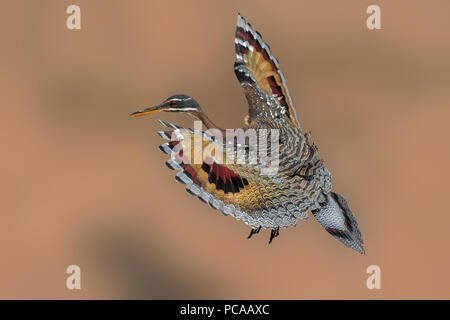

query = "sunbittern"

[{"left": 131, "top": 14, "right": 364, "bottom": 254}]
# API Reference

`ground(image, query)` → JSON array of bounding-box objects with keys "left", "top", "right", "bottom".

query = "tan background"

[{"left": 1, "top": 0, "right": 450, "bottom": 299}]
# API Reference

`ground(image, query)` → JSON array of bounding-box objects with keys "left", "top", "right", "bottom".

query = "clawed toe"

[
  {"left": 268, "top": 227, "right": 280, "bottom": 244},
  {"left": 247, "top": 226, "right": 261, "bottom": 239}
]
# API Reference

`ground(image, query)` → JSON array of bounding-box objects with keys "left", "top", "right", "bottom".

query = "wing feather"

[
  {"left": 155, "top": 120, "right": 311, "bottom": 229},
  {"left": 234, "top": 14, "right": 300, "bottom": 128}
]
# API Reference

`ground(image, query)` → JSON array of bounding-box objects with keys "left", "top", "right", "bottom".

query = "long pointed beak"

[{"left": 130, "top": 104, "right": 168, "bottom": 117}]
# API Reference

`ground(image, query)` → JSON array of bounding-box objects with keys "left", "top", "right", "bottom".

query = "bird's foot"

[
  {"left": 268, "top": 227, "right": 280, "bottom": 244},
  {"left": 247, "top": 226, "right": 261, "bottom": 239}
]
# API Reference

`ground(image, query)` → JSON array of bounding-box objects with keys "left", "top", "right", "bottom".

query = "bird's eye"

[{"left": 169, "top": 100, "right": 176, "bottom": 106}]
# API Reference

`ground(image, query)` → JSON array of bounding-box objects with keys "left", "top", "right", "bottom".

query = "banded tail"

[{"left": 313, "top": 192, "right": 365, "bottom": 254}]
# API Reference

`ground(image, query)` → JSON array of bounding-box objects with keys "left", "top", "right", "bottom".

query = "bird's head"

[{"left": 130, "top": 94, "right": 201, "bottom": 117}]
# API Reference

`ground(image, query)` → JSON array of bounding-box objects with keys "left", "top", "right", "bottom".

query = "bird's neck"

[{"left": 191, "top": 111, "right": 225, "bottom": 134}]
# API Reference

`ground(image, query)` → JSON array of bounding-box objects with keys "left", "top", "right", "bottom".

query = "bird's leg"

[
  {"left": 247, "top": 226, "right": 261, "bottom": 239},
  {"left": 268, "top": 227, "right": 280, "bottom": 244}
]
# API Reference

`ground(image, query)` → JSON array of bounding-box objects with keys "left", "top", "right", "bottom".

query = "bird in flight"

[{"left": 131, "top": 14, "right": 365, "bottom": 254}]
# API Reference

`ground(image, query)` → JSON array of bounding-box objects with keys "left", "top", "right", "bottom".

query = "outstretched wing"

[
  {"left": 156, "top": 120, "right": 313, "bottom": 229},
  {"left": 234, "top": 14, "right": 300, "bottom": 129}
]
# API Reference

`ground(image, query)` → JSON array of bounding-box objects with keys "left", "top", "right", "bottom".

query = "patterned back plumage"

[{"left": 147, "top": 14, "right": 364, "bottom": 254}]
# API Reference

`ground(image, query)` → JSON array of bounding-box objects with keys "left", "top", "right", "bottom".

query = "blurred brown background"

[{"left": 1, "top": 0, "right": 449, "bottom": 299}]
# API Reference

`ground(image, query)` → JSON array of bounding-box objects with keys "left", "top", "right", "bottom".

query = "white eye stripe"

[
  {"left": 169, "top": 97, "right": 193, "bottom": 102},
  {"left": 167, "top": 107, "right": 197, "bottom": 111}
]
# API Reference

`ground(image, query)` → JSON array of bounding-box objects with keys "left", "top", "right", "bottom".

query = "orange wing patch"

[{"left": 156, "top": 120, "right": 306, "bottom": 229}]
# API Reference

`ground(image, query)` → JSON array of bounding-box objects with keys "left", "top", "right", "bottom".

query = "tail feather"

[
  {"left": 313, "top": 192, "right": 365, "bottom": 254},
  {"left": 332, "top": 192, "right": 363, "bottom": 244}
]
